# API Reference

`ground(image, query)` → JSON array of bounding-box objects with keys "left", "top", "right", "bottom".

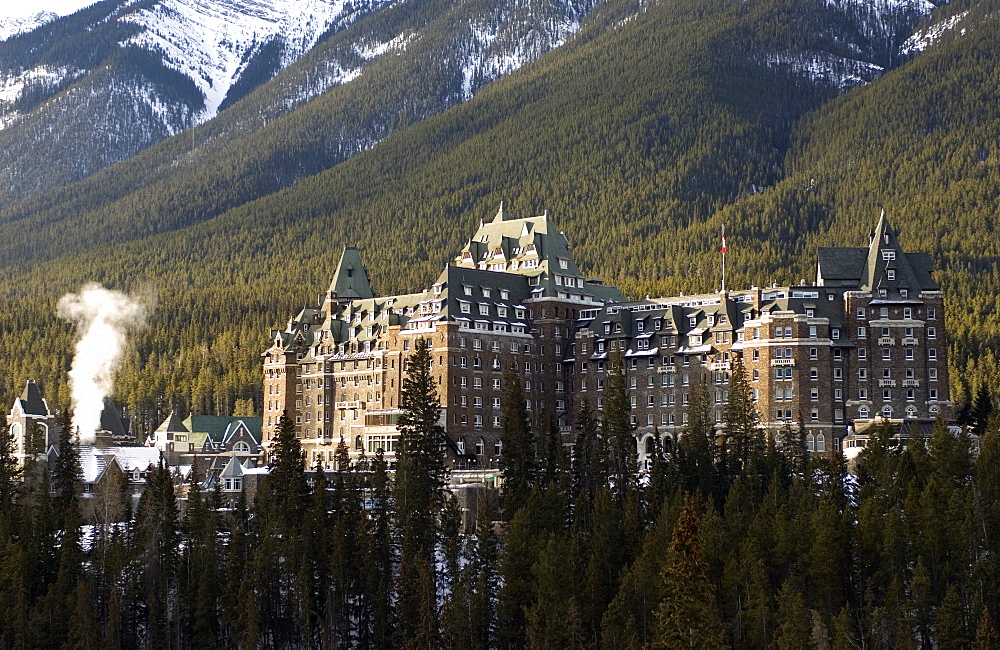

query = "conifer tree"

[
  {"left": 603, "top": 349, "right": 637, "bottom": 504},
  {"left": 134, "top": 464, "right": 180, "bottom": 647},
  {"left": 499, "top": 367, "right": 534, "bottom": 519},
  {"left": 0, "top": 410, "right": 20, "bottom": 522},
  {"left": 677, "top": 379, "right": 716, "bottom": 501},
  {"left": 936, "top": 585, "right": 969, "bottom": 649},
  {"left": 975, "top": 607, "right": 1000, "bottom": 650},
  {"left": 262, "top": 411, "right": 309, "bottom": 531},
  {"left": 573, "top": 397, "right": 603, "bottom": 527},
  {"left": 652, "top": 498, "right": 726, "bottom": 649},
  {"left": 394, "top": 337, "right": 446, "bottom": 648},
  {"left": 723, "top": 355, "right": 760, "bottom": 476},
  {"left": 773, "top": 578, "right": 814, "bottom": 649}
]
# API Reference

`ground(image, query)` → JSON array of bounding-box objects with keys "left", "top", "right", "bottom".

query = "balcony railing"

[
  {"left": 878, "top": 337, "right": 895, "bottom": 346},
  {"left": 771, "top": 358, "right": 795, "bottom": 366}
]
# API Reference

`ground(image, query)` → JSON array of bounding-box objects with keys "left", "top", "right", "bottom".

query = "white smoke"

[{"left": 58, "top": 283, "right": 148, "bottom": 445}]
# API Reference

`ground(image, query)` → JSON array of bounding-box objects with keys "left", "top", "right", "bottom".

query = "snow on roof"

[{"left": 77, "top": 445, "right": 162, "bottom": 483}]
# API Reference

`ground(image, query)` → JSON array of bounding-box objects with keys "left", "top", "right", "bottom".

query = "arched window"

[
  {"left": 355, "top": 435, "right": 363, "bottom": 451},
  {"left": 494, "top": 439, "right": 503, "bottom": 456},
  {"left": 645, "top": 436, "right": 655, "bottom": 455},
  {"left": 905, "top": 406, "right": 917, "bottom": 419},
  {"left": 663, "top": 436, "right": 673, "bottom": 454},
  {"left": 882, "top": 405, "right": 892, "bottom": 418},
  {"left": 816, "top": 433, "right": 826, "bottom": 452},
  {"left": 10, "top": 423, "right": 21, "bottom": 448},
  {"left": 457, "top": 437, "right": 466, "bottom": 454},
  {"left": 475, "top": 438, "right": 485, "bottom": 455},
  {"left": 233, "top": 441, "right": 251, "bottom": 453},
  {"left": 859, "top": 407, "right": 869, "bottom": 419},
  {"left": 806, "top": 434, "right": 815, "bottom": 452}
]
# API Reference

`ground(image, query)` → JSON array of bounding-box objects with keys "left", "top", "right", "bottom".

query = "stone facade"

[{"left": 263, "top": 209, "right": 950, "bottom": 469}]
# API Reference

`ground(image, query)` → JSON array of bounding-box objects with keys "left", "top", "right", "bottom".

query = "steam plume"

[{"left": 58, "top": 283, "right": 147, "bottom": 445}]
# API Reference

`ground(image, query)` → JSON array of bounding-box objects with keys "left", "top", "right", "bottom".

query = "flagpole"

[{"left": 721, "top": 225, "right": 727, "bottom": 293}]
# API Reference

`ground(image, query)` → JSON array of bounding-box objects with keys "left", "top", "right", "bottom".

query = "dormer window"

[
  {"left": 559, "top": 258, "right": 569, "bottom": 270},
  {"left": 879, "top": 289, "right": 887, "bottom": 298},
  {"left": 900, "top": 289, "right": 908, "bottom": 299},
  {"left": 500, "top": 289, "right": 510, "bottom": 299},
  {"left": 482, "top": 288, "right": 492, "bottom": 298},
  {"left": 887, "top": 269, "right": 895, "bottom": 280},
  {"left": 463, "top": 285, "right": 473, "bottom": 296},
  {"left": 433, "top": 284, "right": 442, "bottom": 295}
]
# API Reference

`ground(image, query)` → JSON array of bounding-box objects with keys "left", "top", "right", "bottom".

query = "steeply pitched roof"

[
  {"left": 17, "top": 381, "right": 49, "bottom": 417},
  {"left": 184, "top": 415, "right": 263, "bottom": 445},
  {"left": 328, "top": 247, "right": 375, "bottom": 300},
  {"left": 98, "top": 399, "right": 128, "bottom": 438},
  {"left": 154, "top": 411, "right": 189, "bottom": 434}
]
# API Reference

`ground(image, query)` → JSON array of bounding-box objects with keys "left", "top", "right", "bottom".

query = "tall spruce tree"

[
  {"left": 603, "top": 349, "right": 637, "bottom": 504},
  {"left": 652, "top": 498, "right": 726, "bottom": 649},
  {"left": 0, "top": 410, "right": 20, "bottom": 521},
  {"left": 499, "top": 367, "right": 535, "bottom": 519},
  {"left": 723, "top": 355, "right": 760, "bottom": 477},
  {"left": 394, "top": 337, "right": 447, "bottom": 648}
]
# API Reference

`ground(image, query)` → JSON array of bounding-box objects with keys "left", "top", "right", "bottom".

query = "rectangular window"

[
  {"left": 858, "top": 327, "right": 866, "bottom": 338},
  {"left": 928, "top": 327, "right": 936, "bottom": 339},
  {"left": 928, "top": 308, "right": 936, "bottom": 319},
  {"left": 929, "top": 349, "right": 937, "bottom": 360}
]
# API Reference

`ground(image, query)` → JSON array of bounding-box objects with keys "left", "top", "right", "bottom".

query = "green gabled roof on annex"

[{"left": 183, "top": 415, "right": 263, "bottom": 445}]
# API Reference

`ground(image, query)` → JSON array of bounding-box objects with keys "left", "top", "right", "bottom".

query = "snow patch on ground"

[
  {"left": 354, "top": 32, "right": 417, "bottom": 60},
  {"left": 0, "top": 65, "right": 82, "bottom": 129},
  {"left": 899, "top": 10, "right": 969, "bottom": 56},
  {"left": 119, "top": 0, "right": 355, "bottom": 123},
  {"left": 762, "top": 51, "right": 884, "bottom": 89},
  {"left": 823, "top": 0, "right": 936, "bottom": 18},
  {"left": 460, "top": 15, "right": 583, "bottom": 101}
]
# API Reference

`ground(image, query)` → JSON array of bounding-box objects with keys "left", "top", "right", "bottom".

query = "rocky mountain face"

[{"left": 0, "top": 0, "right": 946, "bottom": 213}]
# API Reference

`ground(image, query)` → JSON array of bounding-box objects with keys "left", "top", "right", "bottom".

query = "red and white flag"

[{"left": 721, "top": 227, "right": 727, "bottom": 254}]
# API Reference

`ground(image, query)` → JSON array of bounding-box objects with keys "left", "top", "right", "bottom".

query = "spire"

[
  {"left": 862, "top": 210, "right": 919, "bottom": 295},
  {"left": 492, "top": 201, "right": 506, "bottom": 223},
  {"left": 327, "top": 247, "right": 375, "bottom": 301},
  {"left": 18, "top": 381, "right": 49, "bottom": 416}
]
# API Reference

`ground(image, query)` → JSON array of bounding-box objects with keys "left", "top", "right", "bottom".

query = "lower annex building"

[{"left": 262, "top": 208, "right": 950, "bottom": 469}]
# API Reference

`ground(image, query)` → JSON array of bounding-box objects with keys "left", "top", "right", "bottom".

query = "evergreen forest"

[
  {"left": 0, "top": 0, "right": 996, "bottom": 431},
  {"left": 1, "top": 341, "right": 999, "bottom": 649}
]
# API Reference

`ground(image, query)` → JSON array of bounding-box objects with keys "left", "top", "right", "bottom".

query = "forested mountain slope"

[
  {"left": 0, "top": 0, "right": 601, "bottom": 211},
  {"left": 1, "top": 0, "right": 994, "bottom": 429}
]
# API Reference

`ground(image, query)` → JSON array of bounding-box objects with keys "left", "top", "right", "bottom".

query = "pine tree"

[
  {"left": 936, "top": 585, "right": 969, "bottom": 648},
  {"left": 723, "top": 355, "right": 760, "bottom": 476},
  {"left": 499, "top": 367, "right": 535, "bottom": 519},
  {"left": 603, "top": 349, "right": 637, "bottom": 505},
  {"left": 262, "top": 411, "right": 309, "bottom": 531},
  {"left": 677, "top": 379, "right": 717, "bottom": 501},
  {"left": 394, "top": 337, "right": 447, "bottom": 648},
  {"left": 651, "top": 498, "right": 726, "bottom": 649},
  {"left": 0, "top": 410, "right": 20, "bottom": 522},
  {"left": 773, "top": 578, "right": 815, "bottom": 649},
  {"left": 134, "top": 464, "right": 180, "bottom": 648},
  {"left": 974, "top": 608, "right": 1000, "bottom": 650}
]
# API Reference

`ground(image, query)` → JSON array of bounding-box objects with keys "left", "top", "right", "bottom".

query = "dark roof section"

[
  {"left": 817, "top": 212, "right": 938, "bottom": 294},
  {"left": 18, "top": 381, "right": 49, "bottom": 416},
  {"left": 99, "top": 399, "right": 129, "bottom": 438},
  {"left": 328, "top": 247, "right": 375, "bottom": 301},
  {"left": 816, "top": 247, "right": 868, "bottom": 286}
]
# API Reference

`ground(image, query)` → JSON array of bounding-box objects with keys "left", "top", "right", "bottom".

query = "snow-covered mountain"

[
  {"left": 0, "top": 0, "right": 954, "bottom": 213},
  {"left": 0, "top": 1, "right": 97, "bottom": 41}
]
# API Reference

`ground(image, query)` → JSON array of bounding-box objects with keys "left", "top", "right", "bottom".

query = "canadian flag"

[{"left": 721, "top": 227, "right": 727, "bottom": 254}]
